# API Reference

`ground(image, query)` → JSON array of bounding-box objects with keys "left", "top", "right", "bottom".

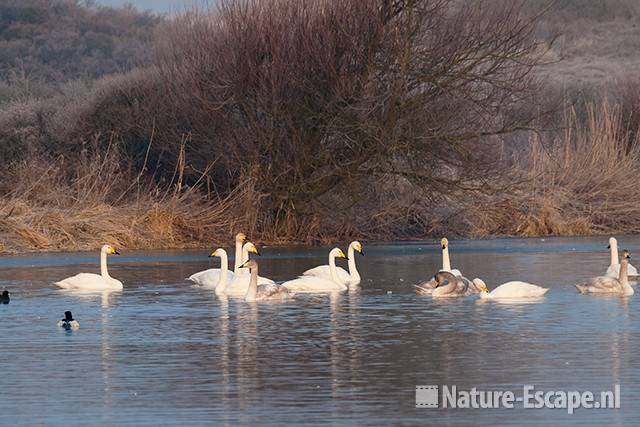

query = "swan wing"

[
  {"left": 257, "top": 283, "right": 290, "bottom": 300},
  {"left": 54, "top": 273, "right": 122, "bottom": 290},
  {"left": 282, "top": 276, "right": 347, "bottom": 292},
  {"left": 187, "top": 268, "right": 235, "bottom": 286},
  {"left": 415, "top": 278, "right": 437, "bottom": 295},
  {"left": 606, "top": 263, "right": 639, "bottom": 278},
  {"left": 489, "top": 281, "right": 548, "bottom": 298},
  {"left": 576, "top": 276, "right": 621, "bottom": 294},
  {"left": 302, "top": 265, "right": 350, "bottom": 283}
]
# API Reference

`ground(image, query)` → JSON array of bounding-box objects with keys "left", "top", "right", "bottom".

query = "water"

[{"left": 1, "top": 236, "right": 639, "bottom": 426}]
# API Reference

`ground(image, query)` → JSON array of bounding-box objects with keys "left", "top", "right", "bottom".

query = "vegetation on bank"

[{"left": 1, "top": 0, "right": 639, "bottom": 253}]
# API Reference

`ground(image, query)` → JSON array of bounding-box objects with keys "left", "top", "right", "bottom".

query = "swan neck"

[
  {"left": 216, "top": 252, "right": 229, "bottom": 295},
  {"left": 245, "top": 267, "right": 258, "bottom": 302},
  {"left": 620, "top": 259, "right": 631, "bottom": 291},
  {"left": 234, "top": 240, "right": 243, "bottom": 274},
  {"left": 329, "top": 252, "right": 339, "bottom": 283},
  {"left": 442, "top": 246, "right": 451, "bottom": 271},
  {"left": 347, "top": 245, "right": 360, "bottom": 281},
  {"left": 100, "top": 250, "right": 110, "bottom": 279},
  {"left": 610, "top": 242, "right": 619, "bottom": 266},
  {"left": 238, "top": 245, "right": 250, "bottom": 275}
]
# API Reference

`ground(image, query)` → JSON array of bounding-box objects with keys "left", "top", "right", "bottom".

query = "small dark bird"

[
  {"left": 0, "top": 290, "right": 9, "bottom": 304},
  {"left": 57, "top": 311, "right": 80, "bottom": 330}
]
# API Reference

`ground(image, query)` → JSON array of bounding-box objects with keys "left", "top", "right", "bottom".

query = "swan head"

[
  {"left": 240, "top": 259, "right": 258, "bottom": 271},
  {"left": 441, "top": 238, "right": 449, "bottom": 250},
  {"left": 243, "top": 242, "right": 261, "bottom": 256},
  {"left": 473, "top": 278, "right": 489, "bottom": 293},
  {"left": 623, "top": 249, "right": 631, "bottom": 260},
  {"left": 608, "top": 237, "right": 617, "bottom": 249},
  {"left": 101, "top": 245, "right": 120, "bottom": 255},
  {"left": 330, "top": 248, "right": 349, "bottom": 260},
  {"left": 209, "top": 248, "right": 226, "bottom": 258},
  {"left": 351, "top": 241, "right": 364, "bottom": 256},
  {"left": 236, "top": 232, "right": 247, "bottom": 243}
]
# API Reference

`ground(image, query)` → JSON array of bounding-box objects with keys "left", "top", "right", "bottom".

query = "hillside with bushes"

[{"left": 1, "top": 0, "right": 639, "bottom": 253}]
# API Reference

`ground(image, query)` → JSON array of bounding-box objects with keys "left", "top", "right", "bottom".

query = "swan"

[
  {"left": 431, "top": 271, "right": 469, "bottom": 297},
  {"left": 54, "top": 245, "right": 123, "bottom": 290},
  {"left": 205, "top": 248, "right": 233, "bottom": 296},
  {"left": 302, "top": 241, "right": 363, "bottom": 287},
  {"left": 282, "top": 248, "right": 349, "bottom": 293},
  {"left": 441, "top": 238, "right": 462, "bottom": 277},
  {"left": 605, "top": 237, "right": 638, "bottom": 278},
  {"left": 415, "top": 238, "right": 467, "bottom": 294},
  {"left": 1, "top": 290, "right": 9, "bottom": 304},
  {"left": 57, "top": 311, "right": 80, "bottom": 330},
  {"left": 473, "top": 278, "right": 549, "bottom": 299},
  {"left": 223, "top": 242, "right": 276, "bottom": 297},
  {"left": 186, "top": 232, "right": 246, "bottom": 285},
  {"left": 577, "top": 249, "right": 634, "bottom": 296},
  {"left": 241, "top": 259, "right": 290, "bottom": 302}
]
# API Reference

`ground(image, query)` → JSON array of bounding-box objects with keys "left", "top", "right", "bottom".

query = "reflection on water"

[{"left": 1, "top": 236, "right": 640, "bottom": 426}]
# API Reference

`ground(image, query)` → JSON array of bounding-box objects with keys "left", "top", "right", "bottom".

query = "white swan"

[
  {"left": 577, "top": 249, "right": 634, "bottom": 296},
  {"left": 441, "top": 238, "right": 462, "bottom": 276},
  {"left": 605, "top": 237, "right": 638, "bottom": 278},
  {"left": 206, "top": 248, "right": 232, "bottom": 296},
  {"left": 302, "top": 241, "right": 363, "bottom": 287},
  {"left": 186, "top": 232, "right": 246, "bottom": 285},
  {"left": 224, "top": 242, "right": 275, "bottom": 297},
  {"left": 431, "top": 271, "right": 469, "bottom": 297},
  {"left": 282, "top": 248, "right": 349, "bottom": 293},
  {"left": 473, "top": 278, "right": 548, "bottom": 299},
  {"left": 54, "top": 245, "right": 123, "bottom": 290},
  {"left": 242, "top": 259, "right": 290, "bottom": 302}
]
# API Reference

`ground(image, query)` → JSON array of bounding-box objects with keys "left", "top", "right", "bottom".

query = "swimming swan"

[
  {"left": 302, "top": 241, "right": 363, "bottom": 287},
  {"left": 605, "top": 237, "right": 638, "bottom": 278},
  {"left": 242, "top": 259, "right": 290, "bottom": 302},
  {"left": 282, "top": 248, "right": 349, "bottom": 293},
  {"left": 441, "top": 238, "right": 463, "bottom": 277},
  {"left": 186, "top": 232, "right": 246, "bottom": 285},
  {"left": 57, "top": 311, "right": 80, "bottom": 330},
  {"left": 577, "top": 249, "right": 634, "bottom": 296},
  {"left": 224, "top": 242, "right": 275, "bottom": 296},
  {"left": 431, "top": 271, "right": 469, "bottom": 297},
  {"left": 206, "top": 248, "right": 232, "bottom": 295},
  {"left": 54, "top": 245, "right": 123, "bottom": 291},
  {"left": 473, "top": 278, "right": 549, "bottom": 299}
]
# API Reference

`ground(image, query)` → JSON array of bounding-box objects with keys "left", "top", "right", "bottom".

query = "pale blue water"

[{"left": 1, "top": 236, "right": 639, "bottom": 426}]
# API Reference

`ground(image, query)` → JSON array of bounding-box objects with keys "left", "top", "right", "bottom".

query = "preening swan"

[
  {"left": 577, "top": 249, "right": 634, "bottom": 296},
  {"left": 57, "top": 311, "right": 80, "bottom": 330},
  {"left": 186, "top": 232, "right": 246, "bottom": 286},
  {"left": 54, "top": 245, "right": 123, "bottom": 291},
  {"left": 473, "top": 278, "right": 548, "bottom": 299},
  {"left": 224, "top": 242, "right": 275, "bottom": 297},
  {"left": 302, "top": 241, "right": 363, "bottom": 287},
  {"left": 431, "top": 271, "right": 469, "bottom": 297},
  {"left": 282, "top": 248, "right": 349, "bottom": 293},
  {"left": 415, "top": 238, "right": 467, "bottom": 294},
  {"left": 605, "top": 237, "right": 638, "bottom": 278},
  {"left": 241, "top": 259, "right": 290, "bottom": 302}
]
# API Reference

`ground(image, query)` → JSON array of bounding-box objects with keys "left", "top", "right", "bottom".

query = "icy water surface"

[{"left": 1, "top": 236, "right": 640, "bottom": 426}]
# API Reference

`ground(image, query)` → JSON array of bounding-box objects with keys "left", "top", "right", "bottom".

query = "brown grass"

[
  {"left": 465, "top": 101, "right": 640, "bottom": 237},
  {"left": 0, "top": 142, "right": 256, "bottom": 254}
]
